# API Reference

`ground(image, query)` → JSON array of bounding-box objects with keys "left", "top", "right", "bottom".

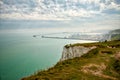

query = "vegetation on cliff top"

[
  {"left": 22, "top": 40, "right": 120, "bottom": 80},
  {"left": 110, "top": 29, "right": 120, "bottom": 41}
]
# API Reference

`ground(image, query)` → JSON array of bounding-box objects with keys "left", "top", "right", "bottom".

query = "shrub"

[
  {"left": 101, "top": 51, "right": 113, "bottom": 54},
  {"left": 81, "top": 48, "right": 99, "bottom": 58},
  {"left": 65, "top": 45, "right": 70, "bottom": 48},
  {"left": 113, "top": 60, "right": 120, "bottom": 74}
]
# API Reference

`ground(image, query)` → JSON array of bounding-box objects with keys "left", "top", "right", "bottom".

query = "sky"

[{"left": 0, "top": 0, "right": 120, "bottom": 32}]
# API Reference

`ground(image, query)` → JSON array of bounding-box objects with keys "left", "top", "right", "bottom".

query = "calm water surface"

[{"left": 0, "top": 31, "right": 95, "bottom": 80}]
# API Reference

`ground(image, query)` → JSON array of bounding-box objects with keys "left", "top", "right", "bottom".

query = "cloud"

[{"left": 0, "top": 0, "right": 120, "bottom": 20}]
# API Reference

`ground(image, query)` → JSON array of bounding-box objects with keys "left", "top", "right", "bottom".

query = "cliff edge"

[{"left": 60, "top": 45, "right": 96, "bottom": 61}]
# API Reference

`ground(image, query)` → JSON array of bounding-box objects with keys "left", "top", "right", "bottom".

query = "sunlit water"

[{"left": 0, "top": 30, "right": 96, "bottom": 80}]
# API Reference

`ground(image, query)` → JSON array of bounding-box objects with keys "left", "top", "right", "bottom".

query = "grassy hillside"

[
  {"left": 110, "top": 29, "right": 120, "bottom": 34},
  {"left": 111, "top": 34, "right": 120, "bottom": 41},
  {"left": 110, "top": 29, "right": 120, "bottom": 41},
  {"left": 22, "top": 40, "right": 120, "bottom": 80}
]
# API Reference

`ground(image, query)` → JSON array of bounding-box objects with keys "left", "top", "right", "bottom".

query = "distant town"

[{"left": 33, "top": 29, "right": 120, "bottom": 41}]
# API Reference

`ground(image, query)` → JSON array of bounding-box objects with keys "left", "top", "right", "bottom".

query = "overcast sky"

[{"left": 0, "top": 0, "right": 120, "bottom": 32}]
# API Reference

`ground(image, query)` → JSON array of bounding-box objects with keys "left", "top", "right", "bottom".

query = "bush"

[
  {"left": 113, "top": 60, "right": 120, "bottom": 74},
  {"left": 101, "top": 51, "right": 113, "bottom": 54},
  {"left": 81, "top": 48, "right": 99, "bottom": 58},
  {"left": 65, "top": 45, "right": 70, "bottom": 48}
]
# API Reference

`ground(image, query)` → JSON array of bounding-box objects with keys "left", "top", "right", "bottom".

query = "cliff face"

[{"left": 60, "top": 45, "right": 96, "bottom": 61}]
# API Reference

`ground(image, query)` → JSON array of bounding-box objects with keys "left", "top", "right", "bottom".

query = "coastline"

[{"left": 22, "top": 40, "right": 120, "bottom": 80}]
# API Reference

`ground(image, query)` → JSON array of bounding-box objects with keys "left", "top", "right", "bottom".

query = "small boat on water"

[{"left": 33, "top": 35, "right": 36, "bottom": 37}]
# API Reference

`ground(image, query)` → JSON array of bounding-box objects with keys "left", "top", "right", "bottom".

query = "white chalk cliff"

[{"left": 60, "top": 45, "right": 96, "bottom": 61}]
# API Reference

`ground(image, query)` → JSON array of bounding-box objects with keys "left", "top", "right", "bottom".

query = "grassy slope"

[
  {"left": 111, "top": 34, "right": 120, "bottom": 41},
  {"left": 22, "top": 40, "right": 120, "bottom": 80},
  {"left": 110, "top": 29, "right": 120, "bottom": 41}
]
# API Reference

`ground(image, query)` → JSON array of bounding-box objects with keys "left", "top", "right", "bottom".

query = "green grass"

[
  {"left": 81, "top": 48, "right": 99, "bottom": 58},
  {"left": 111, "top": 34, "right": 120, "bottom": 41},
  {"left": 22, "top": 40, "right": 120, "bottom": 80}
]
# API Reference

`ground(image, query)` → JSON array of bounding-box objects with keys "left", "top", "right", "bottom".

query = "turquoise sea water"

[{"left": 0, "top": 30, "right": 96, "bottom": 80}]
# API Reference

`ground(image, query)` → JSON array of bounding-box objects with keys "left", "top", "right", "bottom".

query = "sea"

[{"left": 0, "top": 20, "right": 96, "bottom": 80}]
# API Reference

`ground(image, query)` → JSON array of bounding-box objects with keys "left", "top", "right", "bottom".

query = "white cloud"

[
  {"left": 0, "top": 0, "right": 120, "bottom": 20},
  {"left": 108, "top": 2, "right": 120, "bottom": 10}
]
